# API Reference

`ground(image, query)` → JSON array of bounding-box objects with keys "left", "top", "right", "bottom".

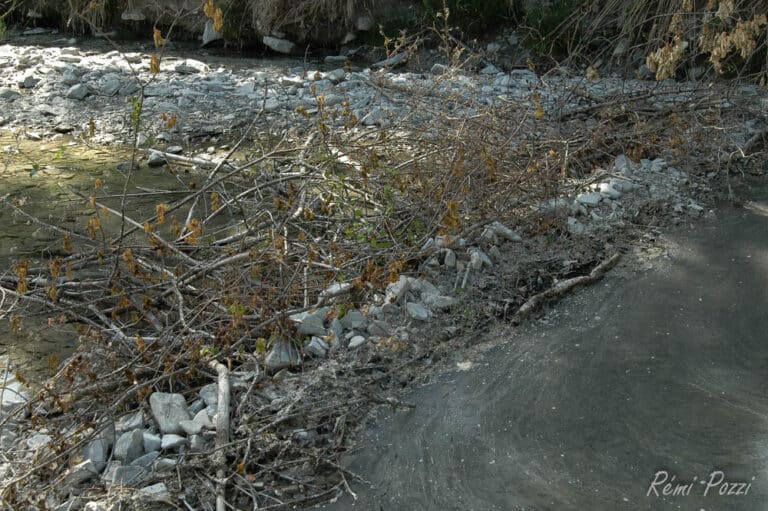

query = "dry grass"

[
  {"left": 249, "top": 0, "right": 373, "bottom": 41},
  {"left": 555, "top": 0, "right": 768, "bottom": 81}
]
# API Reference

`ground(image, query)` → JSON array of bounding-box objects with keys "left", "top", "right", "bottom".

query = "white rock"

[
  {"left": 193, "top": 409, "right": 213, "bottom": 429},
  {"left": 348, "top": 335, "right": 367, "bottom": 349},
  {"left": 263, "top": 36, "right": 296, "bottom": 54},
  {"left": 421, "top": 294, "right": 457, "bottom": 310},
  {"left": 576, "top": 192, "right": 602, "bottom": 207},
  {"left": 65, "top": 83, "right": 89, "bottom": 100},
  {"left": 567, "top": 217, "right": 586, "bottom": 235},
  {"left": 149, "top": 393, "right": 191, "bottom": 434},
  {"left": 0, "top": 379, "right": 29, "bottom": 414},
  {"left": 444, "top": 249, "right": 457, "bottom": 268},
  {"left": 160, "top": 434, "right": 185, "bottom": 450},
  {"left": 179, "top": 419, "right": 203, "bottom": 436},
  {"left": 137, "top": 482, "right": 169, "bottom": 499},
  {"left": 114, "top": 430, "right": 144, "bottom": 463},
  {"left": 487, "top": 221, "right": 522, "bottom": 242},
  {"left": 143, "top": 432, "right": 161, "bottom": 452},
  {"left": 202, "top": 19, "right": 223, "bottom": 46},
  {"left": 598, "top": 182, "right": 622, "bottom": 199},
  {"left": 406, "top": 302, "right": 431, "bottom": 321},
  {"left": 265, "top": 341, "right": 301, "bottom": 370},
  {"left": 340, "top": 309, "right": 366, "bottom": 330},
  {"left": 26, "top": 433, "right": 52, "bottom": 450},
  {"left": 115, "top": 411, "right": 144, "bottom": 432},
  {"left": 199, "top": 383, "right": 218, "bottom": 407},
  {"left": 306, "top": 336, "right": 328, "bottom": 358},
  {"left": 385, "top": 275, "right": 414, "bottom": 304},
  {"left": 321, "top": 281, "right": 353, "bottom": 299},
  {"left": 608, "top": 177, "right": 637, "bottom": 192}
]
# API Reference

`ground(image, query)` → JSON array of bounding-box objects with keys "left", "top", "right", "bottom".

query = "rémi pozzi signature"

[{"left": 647, "top": 470, "right": 755, "bottom": 497}]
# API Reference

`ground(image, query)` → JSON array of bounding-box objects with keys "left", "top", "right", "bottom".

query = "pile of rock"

[
  {"left": 260, "top": 220, "right": 524, "bottom": 374},
  {"left": 1, "top": 380, "right": 245, "bottom": 508}
]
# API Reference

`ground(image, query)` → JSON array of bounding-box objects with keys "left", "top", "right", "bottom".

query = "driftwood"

[
  {"left": 209, "top": 360, "right": 231, "bottom": 511},
  {"left": 512, "top": 252, "right": 621, "bottom": 322}
]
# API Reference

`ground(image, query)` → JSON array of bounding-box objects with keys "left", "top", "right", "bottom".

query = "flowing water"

[{"left": 0, "top": 131, "right": 203, "bottom": 375}]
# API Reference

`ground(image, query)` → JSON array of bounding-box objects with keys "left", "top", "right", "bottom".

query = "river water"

[{"left": 0, "top": 132, "right": 202, "bottom": 375}]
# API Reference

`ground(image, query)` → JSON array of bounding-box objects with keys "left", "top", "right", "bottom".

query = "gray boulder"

[{"left": 81, "top": 424, "right": 115, "bottom": 474}]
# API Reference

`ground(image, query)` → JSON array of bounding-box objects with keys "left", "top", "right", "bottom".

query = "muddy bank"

[{"left": 323, "top": 182, "right": 768, "bottom": 511}]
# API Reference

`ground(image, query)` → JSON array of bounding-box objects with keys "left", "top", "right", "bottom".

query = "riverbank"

[{"left": 1, "top": 27, "right": 767, "bottom": 510}]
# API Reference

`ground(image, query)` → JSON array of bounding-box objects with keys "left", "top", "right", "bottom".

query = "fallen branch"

[
  {"left": 512, "top": 252, "right": 621, "bottom": 322},
  {"left": 209, "top": 359, "right": 231, "bottom": 511}
]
